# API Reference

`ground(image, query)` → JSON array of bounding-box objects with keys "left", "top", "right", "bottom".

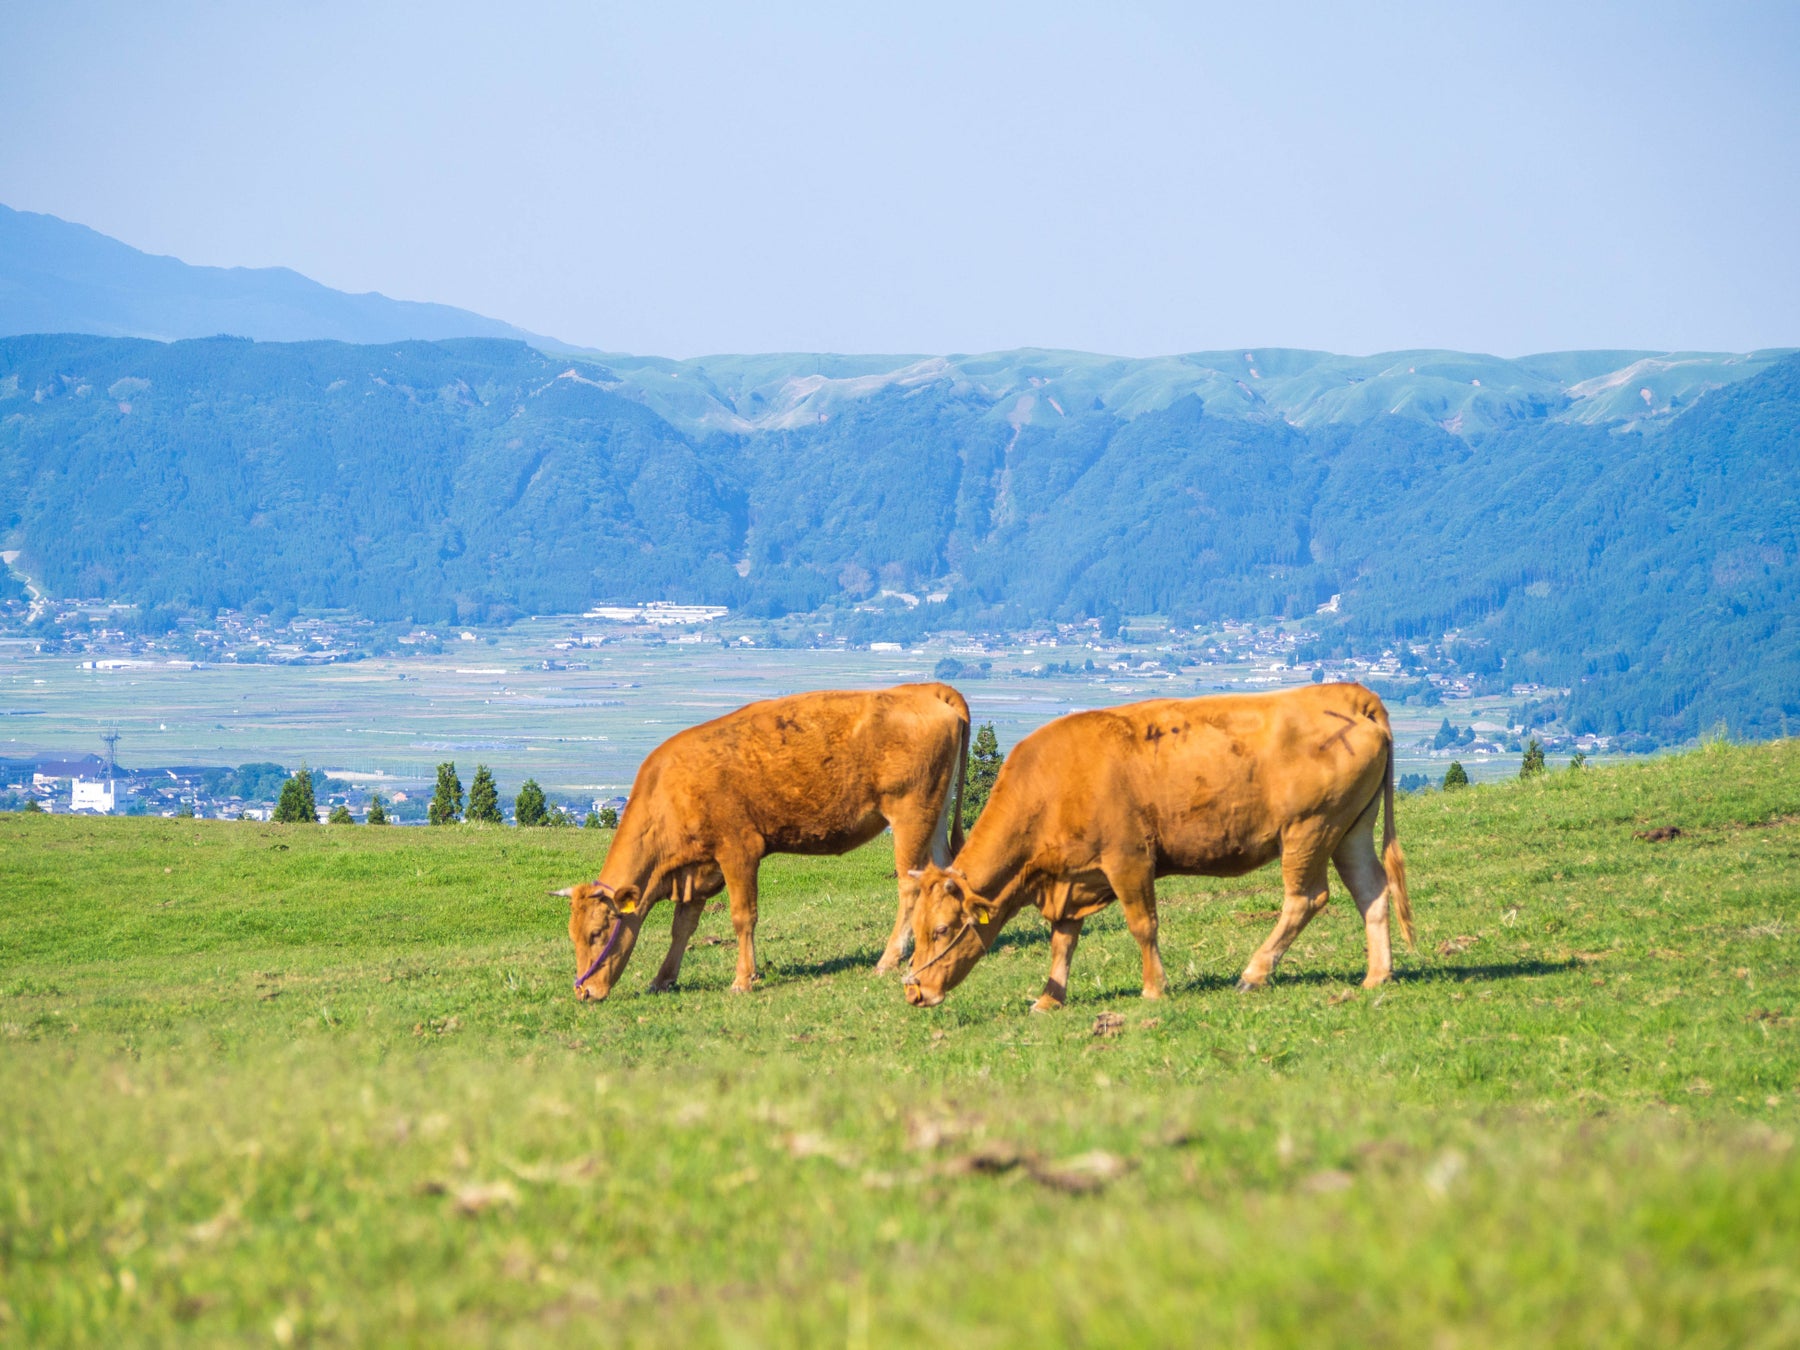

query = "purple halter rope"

[{"left": 573, "top": 883, "right": 627, "bottom": 992}]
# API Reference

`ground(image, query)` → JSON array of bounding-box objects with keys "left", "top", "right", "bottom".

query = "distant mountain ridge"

[
  {"left": 0, "top": 203, "right": 574, "bottom": 349},
  {"left": 2, "top": 203, "right": 1791, "bottom": 441},
  {"left": 2, "top": 208, "right": 1796, "bottom": 747},
  {"left": 2, "top": 333, "right": 1795, "bottom": 747},
  {"left": 589, "top": 345, "right": 1796, "bottom": 441}
]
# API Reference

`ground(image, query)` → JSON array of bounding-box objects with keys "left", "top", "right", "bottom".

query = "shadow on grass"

[
  {"left": 1165, "top": 957, "right": 1583, "bottom": 996},
  {"left": 766, "top": 950, "right": 888, "bottom": 980},
  {"left": 764, "top": 917, "right": 1063, "bottom": 981},
  {"left": 1400, "top": 958, "right": 1583, "bottom": 984}
]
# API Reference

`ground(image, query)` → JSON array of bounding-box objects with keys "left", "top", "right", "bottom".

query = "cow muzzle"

[
  {"left": 903, "top": 980, "right": 942, "bottom": 1008},
  {"left": 573, "top": 914, "right": 629, "bottom": 998}
]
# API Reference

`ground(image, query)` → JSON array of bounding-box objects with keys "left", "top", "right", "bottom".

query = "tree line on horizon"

[{"left": 265, "top": 760, "right": 616, "bottom": 828}]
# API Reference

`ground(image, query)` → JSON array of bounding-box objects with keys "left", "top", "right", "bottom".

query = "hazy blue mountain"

[
  {"left": 0, "top": 203, "right": 575, "bottom": 348},
  {"left": 2, "top": 334, "right": 1796, "bottom": 746},
  {"left": 5, "top": 203, "right": 1789, "bottom": 438}
]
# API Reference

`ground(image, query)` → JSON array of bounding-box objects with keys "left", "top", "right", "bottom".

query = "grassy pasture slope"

[{"left": 2, "top": 742, "right": 1797, "bottom": 1345}]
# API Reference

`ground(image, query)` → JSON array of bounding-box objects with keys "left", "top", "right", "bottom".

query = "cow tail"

[
  {"left": 1382, "top": 738, "right": 1415, "bottom": 950},
  {"left": 949, "top": 712, "right": 971, "bottom": 855}
]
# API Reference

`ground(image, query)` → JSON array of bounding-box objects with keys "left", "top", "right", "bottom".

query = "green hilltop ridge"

[
  {"left": 591, "top": 345, "right": 1793, "bottom": 440},
  {"left": 1, "top": 332, "right": 1797, "bottom": 747}
]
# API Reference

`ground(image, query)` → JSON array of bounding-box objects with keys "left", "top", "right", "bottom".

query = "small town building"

[{"left": 71, "top": 778, "right": 116, "bottom": 812}]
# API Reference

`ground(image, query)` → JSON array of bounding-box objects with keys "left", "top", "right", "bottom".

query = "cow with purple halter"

[{"left": 559, "top": 684, "right": 969, "bottom": 1001}]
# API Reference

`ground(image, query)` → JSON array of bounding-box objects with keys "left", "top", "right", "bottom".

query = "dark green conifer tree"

[
  {"left": 1442, "top": 760, "right": 1470, "bottom": 790},
  {"left": 598, "top": 805, "right": 619, "bottom": 829},
  {"left": 273, "top": 763, "right": 318, "bottom": 823},
  {"left": 1520, "top": 738, "right": 1547, "bottom": 778},
  {"left": 429, "top": 762, "right": 463, "bottom": 825},
  {"left": 962, "top": 723, "right": 1004, "bottom": 830},
  {"left": 514, "top": 778, "right": 548, "bottom": 827},
  {"left": 467, "top": 764, "right": 502, "bottom": 823},
  {"left": 327, "top": 803, "right": 353, "bottom": 824},
  {"left": 366, "top": 794, "right": 389, "bottom": 825}
]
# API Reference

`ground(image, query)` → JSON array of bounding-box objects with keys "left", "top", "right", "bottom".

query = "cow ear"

[
  {"left": 612, "top": 886, "right": 640, "bottom": 915},
  {"left": 966, "top": 896, "right": 996, "bottom": 927}
]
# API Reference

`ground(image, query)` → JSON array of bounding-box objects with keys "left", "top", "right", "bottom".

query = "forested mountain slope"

[{"left": 1, "top": 334, "right": 1795, "bottom": 744}]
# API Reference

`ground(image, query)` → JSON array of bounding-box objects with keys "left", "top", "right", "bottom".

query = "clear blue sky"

[{"left": 3, "top": 1, "right": 1796, "bottom": 358}]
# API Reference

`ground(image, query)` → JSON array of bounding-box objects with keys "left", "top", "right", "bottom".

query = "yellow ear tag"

[
  {"left": 975, "top": 911, "right": 990, "bottom": 925},
  {"left": 619, "top": 899, "right": 637, "bottom": 914}
]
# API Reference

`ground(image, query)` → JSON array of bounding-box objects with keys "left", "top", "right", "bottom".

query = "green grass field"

[{"left": 2, "top": 741, "right": 1797, "bottom": 1346}]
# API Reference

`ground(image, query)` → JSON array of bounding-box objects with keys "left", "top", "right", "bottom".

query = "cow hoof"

[
  {"left": 646, "top": 981, "right": 678, "bottom": 994},
  {"left": 873, "top": 958, "right": 899, "bottom": 975},
  {"left": 1362, "top": 973, "right": 1392, "bottom": 990},
  {"left": 1235, "top": 978, "right": 1265, "bottom": 993},
  {"left": 1029, "top": 996, "right": 1064, "bottom": 1014}
]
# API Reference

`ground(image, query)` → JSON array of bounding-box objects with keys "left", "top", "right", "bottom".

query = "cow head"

[
  {"left": 902, "top": 864, "right": 995, "bottom": 1007},
  {"left": 558, "top": 881, "right": 646, "bottom": 1001}
]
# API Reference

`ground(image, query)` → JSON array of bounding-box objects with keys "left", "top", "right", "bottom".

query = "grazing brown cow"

[
  {"left": 560, "top": 683, "right": 969, "bottom": 1000},
  {"left": 903, "top": 683, "right": 1414, "bottom": 1010}
]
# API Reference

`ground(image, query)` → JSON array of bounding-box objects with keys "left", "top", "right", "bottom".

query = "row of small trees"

[
  {"left": 272, "top": 765, "right": 395, "bottom": 823},
  {"left": 429, "top": 762, "right": 617, "bottom": 829},
  {"left": 269, "top": 761, "right": 616, "bottom": 827},
  {"left": 1439, "top": 737, "right": 1582, "bottom": 790}
]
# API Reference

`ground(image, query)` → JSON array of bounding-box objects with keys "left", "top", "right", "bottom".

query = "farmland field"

[
  {"left": 2, "top": 621, "right": 1548, "bottom": 801},
  {"left": 2, "top": 741, "right": 1797, "bottom": 1345}
]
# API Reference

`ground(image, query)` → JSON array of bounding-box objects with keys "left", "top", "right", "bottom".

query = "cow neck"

[
  {"left": 592, "top": 811, "right": 661, "bottom": 900},
  {"left": 953, "top": 801, "right": 1040, "bottom": 944}
]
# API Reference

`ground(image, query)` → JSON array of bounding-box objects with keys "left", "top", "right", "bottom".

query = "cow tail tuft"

[
  {"left": 1382, "top": 740, "right": 1415, "bottom": 950},
  {"left": 950, "top": 712, "right": 971, "bottom": 855}
]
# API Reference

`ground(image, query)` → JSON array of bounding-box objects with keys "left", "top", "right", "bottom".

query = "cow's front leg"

[
  {"left": 1032, "top": 918, "right": 1084, "bottom": 1012},
  {"left": 1110, "top": 864, "right": 1167, "bottom": 1000},
  {"left": 648, "top": 892, "right": 705, "bottom": 992},
  {"left": 720, "top": 856, "right": 762, "bottom": 994}
]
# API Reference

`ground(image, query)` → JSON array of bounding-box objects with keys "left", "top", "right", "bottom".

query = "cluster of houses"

[
  {"left": 2, "top": 752, "right": 626, "bottom": 825},
  {"left": 0, "top": 753, "right": 344, "bottom": 821}
]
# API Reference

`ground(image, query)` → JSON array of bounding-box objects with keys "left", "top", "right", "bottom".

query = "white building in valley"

[{"left": 71, "top": 778, "right": 116, "bottom": 813}]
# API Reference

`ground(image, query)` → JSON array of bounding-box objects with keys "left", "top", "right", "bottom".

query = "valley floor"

[{"left": 2, "top": 742, "right": 1797, "bottom": 1345}]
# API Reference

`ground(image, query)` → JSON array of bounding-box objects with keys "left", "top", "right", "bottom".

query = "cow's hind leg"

[
  {"left": 1107, "top": 860, "right": 1167, "bottom": 1001},
  {"left": 1237, "top": 832, "right": 1332, "bottom": 991},
  {"left": 1032, "top": 917, "right": 1085, "bottom": 1013},
  {"left": 876, "top": 803, "right": 945, "bottom": 973},
  {"left": 1332, "top": 794, "right": 1393, "bottom": 988},
  {"left": 720, "top": 853, "right": 763, "bottom": 994}
]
